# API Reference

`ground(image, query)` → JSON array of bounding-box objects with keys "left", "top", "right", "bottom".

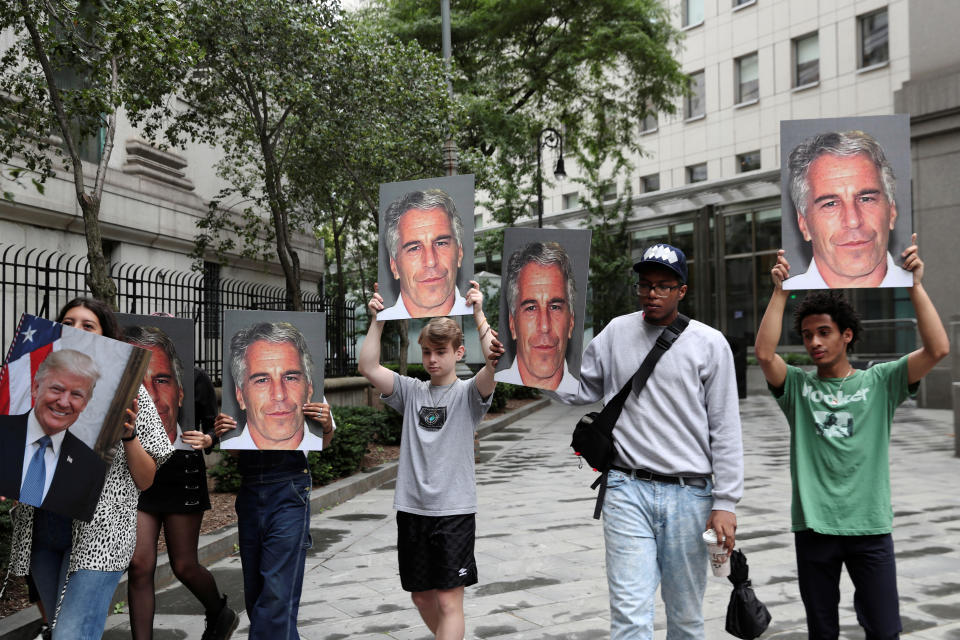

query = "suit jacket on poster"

[{"left": 0, "top": 412, "right": 108, "bottom": 522}]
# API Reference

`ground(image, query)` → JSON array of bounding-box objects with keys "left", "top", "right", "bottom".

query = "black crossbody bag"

[{"left": 570, "top": 314, "right": 689, "bottom": 518}]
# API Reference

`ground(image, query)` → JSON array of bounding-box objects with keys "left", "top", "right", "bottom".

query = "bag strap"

[
  {"left": 587, "top": 313, "right": 689, "bottom": 520},
  {"left": 595, "top": 313, "right": 690, "bottom": 434}
]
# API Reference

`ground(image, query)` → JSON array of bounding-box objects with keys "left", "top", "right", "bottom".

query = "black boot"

[{"left": 201, "top": 595, "right": 239, "bottom": 640}]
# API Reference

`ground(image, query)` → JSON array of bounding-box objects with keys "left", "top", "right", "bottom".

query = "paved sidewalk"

[{"left": 96, "top": 395, "right": 959, "bottom": 639}]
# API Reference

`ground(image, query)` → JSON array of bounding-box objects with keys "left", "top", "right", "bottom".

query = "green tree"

[
  {"left": 575, "top": 151, "right": 634, "bottom": 332},
  {"left": 171, "top": 0, "right": 341, "bottom": 311},
  {"left": 373, "top": 0, "right": 687, "bottom": 233},
  {"left": 287, "top": 18, "right": 456, "bottom": 306},
  {"left": 0, "top": 0, "right": 192, "bottom": 305}
]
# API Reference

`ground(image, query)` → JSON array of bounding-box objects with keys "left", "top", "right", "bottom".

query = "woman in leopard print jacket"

[{"left": 7, "top": 298, "right": 174, "bottom": 639}]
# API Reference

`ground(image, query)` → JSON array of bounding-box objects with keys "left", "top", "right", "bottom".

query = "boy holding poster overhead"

[
  {"left": 755, "top": 237, "right": 948, "bottom": 637},
  {"left": 359, "top": 281, "right": 502, "bottom": 640}
]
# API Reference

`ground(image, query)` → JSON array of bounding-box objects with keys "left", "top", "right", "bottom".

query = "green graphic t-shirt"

[{"left": 773, "top": 356, "right": 915, "bottom": 535}]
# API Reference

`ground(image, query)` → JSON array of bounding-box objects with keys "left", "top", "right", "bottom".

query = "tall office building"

[{"left": 484, "top": 0, "right": 959, "bottom": 407}]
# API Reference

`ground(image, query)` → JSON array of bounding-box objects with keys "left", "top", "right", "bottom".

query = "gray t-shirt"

[{"left": 382, "top": 372, "right": 492, "bottom": 516}]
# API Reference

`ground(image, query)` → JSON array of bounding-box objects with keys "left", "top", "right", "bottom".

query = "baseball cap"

[{"left": 632, "top": 244, "right": 688, "bottom": 283}]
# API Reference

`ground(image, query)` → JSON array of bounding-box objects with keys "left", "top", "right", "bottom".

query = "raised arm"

[
  {"left": 466, "top": 280, "right": 503, "bottom": 399},
  {"left": 754, "top": 249, "right": 790, "bottom": 389},
  {"left": 903, "top": 235, "right": 950, "bottom": 384},
  {"left": 357, "top": 284, "right": 396, "bottom": 397}
]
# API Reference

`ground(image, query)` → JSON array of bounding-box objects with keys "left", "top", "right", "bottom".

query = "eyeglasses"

[{"left": 635, "top": 282, "right": 682, "bottom": 297}]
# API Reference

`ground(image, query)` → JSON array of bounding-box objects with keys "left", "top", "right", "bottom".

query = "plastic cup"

[{"left": 702, "top": 529, "right": 730, "bottom": 577}]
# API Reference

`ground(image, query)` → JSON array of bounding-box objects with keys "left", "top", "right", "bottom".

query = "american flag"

[{"left": 0, "top": 314, "right": 63, "bottom": 415}]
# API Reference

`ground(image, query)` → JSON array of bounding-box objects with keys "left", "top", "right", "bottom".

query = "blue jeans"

[
  {"left": 51, "top": 568, "right": 124, "bottom": 639},
  {"left": 237, "top": 474, "right": 312, "bottom": 640},
  {"left": 602, "top": 470, "right": 714, "bottom": 640},
  {"left": 30, "top": 509, "right": 73, "bottom": 617}
]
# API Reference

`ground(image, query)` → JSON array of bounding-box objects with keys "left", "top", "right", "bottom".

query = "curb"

[{"left": 0, "top": 397, "right": 550, "bottom": 639}]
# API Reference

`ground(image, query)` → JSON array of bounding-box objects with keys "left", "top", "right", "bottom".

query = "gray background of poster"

[
  {"left": 219, "top": 310, "right": 326, "bottom": 447},
  {"left": 117, "top": 314, "right": 196, "bottom": 430},
  {"left": 377, "top": 174, "right": 475, "bottom": 313},
  {"left": 779, "top": 115, "right": 912, "bottom": 274},
  {"left": 494, "top": 228, "right": 592, "bottom": 380}
]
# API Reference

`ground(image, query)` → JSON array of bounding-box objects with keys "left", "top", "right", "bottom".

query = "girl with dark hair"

[
  {"left": 8, "top": 297, "right": 173, "bottom": 639},
  {"left": 55, "top": 296, "right": 123, "bottom": 340},
  {"left": 124, "top": 323, "right": 238, "bottom": 640}
]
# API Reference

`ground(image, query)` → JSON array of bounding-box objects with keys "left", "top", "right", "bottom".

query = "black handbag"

[{"left": 571, "top": 314, "right": 689, "bottom": 518}]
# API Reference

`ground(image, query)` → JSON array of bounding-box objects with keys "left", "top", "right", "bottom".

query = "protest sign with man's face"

[
  {"left": 781, "top": 115, "right": 913, "bottom": 289},
  {"left": 494, "top": 228, "right": 591, "bottom": 394},
  {"left": 0, "top": 314, "right": 149, "bottom": 521},
  {"left": 376, "top": 175, "right": 475, "bottom": 320},
  {"left": 219, "top": 310, "right": 326, "bottom": 451},
  {"left": 118, "top": 314, "right": 195, "bottom": 450}
]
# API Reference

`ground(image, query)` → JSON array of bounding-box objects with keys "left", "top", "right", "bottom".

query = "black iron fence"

[{"left": 0, "top": 244, "right": 356, "bottom": 383}]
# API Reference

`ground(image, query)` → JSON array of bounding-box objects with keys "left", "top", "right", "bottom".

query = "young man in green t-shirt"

[{"left": 755, "top": 234, "right": 949, "bottom": 639}]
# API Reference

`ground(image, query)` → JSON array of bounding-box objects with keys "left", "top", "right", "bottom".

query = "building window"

[
  {"left": 859, "top": 8, "right": 888, "bottom": 68},
  {"left": 603, "top": 185, "right": 618, "bottom": 202},
  {"left": 737, "top": 150, "right": 761, "bottom": 173},
  {"left": 474, "top": 213, "right": 482, "bottom": 229},
  {"left": 562, "top": 192, "right": 579, "bottom": 210},
  {"left": 640, "top": 112, "right": 658, "bottom": 133},
  {"left": 793, "top": 33, "right": 819, "bottom": 87},
  {"left": 683, "top": 0, "right": 704, "bottom": 27},
  {"left": 641, "top": 174, "right": 660, "bottom": 193},
  {"left": 735, "top": 53, "right": 759, "bottom": 104},
  {"left": 686, "top": 71, "right": 705, "bottom": 119},
  {"left": 687, "top": 163, "right": 707, "bottom": 184}
]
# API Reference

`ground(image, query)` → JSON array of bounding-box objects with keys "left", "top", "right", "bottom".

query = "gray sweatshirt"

[{"left": 553, "top": 311, "right": 743, "bottom": 512}]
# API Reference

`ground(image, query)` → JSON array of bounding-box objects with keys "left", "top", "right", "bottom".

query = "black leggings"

[{"left": 127, "top": 510, "right": 222, "bottom": 639}]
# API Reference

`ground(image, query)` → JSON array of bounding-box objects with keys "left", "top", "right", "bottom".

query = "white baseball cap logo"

[{"left": 643, "top": 245, "right": 679, "bottom": 264}]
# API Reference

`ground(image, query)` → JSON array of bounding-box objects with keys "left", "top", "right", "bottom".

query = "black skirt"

[{"left": 138, "top": 449, "right": 211, "bottom": 513}]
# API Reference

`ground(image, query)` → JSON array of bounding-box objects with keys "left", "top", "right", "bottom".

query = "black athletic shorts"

[{"left": 396, "top": 511, "right": 478, "bottom": 592}]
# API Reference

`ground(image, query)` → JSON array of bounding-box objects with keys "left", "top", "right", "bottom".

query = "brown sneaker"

[{"left": 201, "top": 595, "right": 239, "bottom": 640}]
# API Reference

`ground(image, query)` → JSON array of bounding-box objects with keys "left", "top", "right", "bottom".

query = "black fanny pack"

[{"left": 571, "top": 314, "right": 689, "bottom": 518}]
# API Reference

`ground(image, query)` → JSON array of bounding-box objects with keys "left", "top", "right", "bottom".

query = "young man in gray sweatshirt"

[{"left": 551, "top": 244, "right": 743, "bottom": 640}]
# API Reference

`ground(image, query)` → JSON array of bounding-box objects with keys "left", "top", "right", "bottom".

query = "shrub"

[
  {"left": 311, "top": 419, "right": 371, "bottom": 484},
  {"left": 209, "top": 451, "right": 241, "bottom": 493},
  {"left": 332, "top": 405, "right": 402, "bottom": 446},
  {"left": 383, "top": 363, "right": 430, "bottom": 381}
]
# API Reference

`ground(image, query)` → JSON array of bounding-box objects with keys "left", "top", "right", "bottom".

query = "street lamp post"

[{"left": 536, "top": 127, "right": 567, "bottom": 228}]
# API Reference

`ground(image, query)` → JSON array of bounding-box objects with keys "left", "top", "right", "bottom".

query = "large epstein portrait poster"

[
  {"left": 375, "top": 174, "right": 476, "bottom": 320},
  {"left": 780, "top": 115, "right": 913, "bottom": 290},
  {"left": 0, "top": 314, "right": 149, "bottom": 521},
  {"left": 219, "top": 310, "right": 327, "bottom": 451},
  {"left": 117, "top": 313, "right": 196, "bottom": 451},
  {"left": 494, "top": 228, "right": 591, "bottom": 394}
]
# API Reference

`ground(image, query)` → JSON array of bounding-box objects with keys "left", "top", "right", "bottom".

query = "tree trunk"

[
  {"left": 399, "top": 319, "right": 409, "bottom": 376},
  {"left": 78, "top": 193, "right": 118, "bottom": 306}
]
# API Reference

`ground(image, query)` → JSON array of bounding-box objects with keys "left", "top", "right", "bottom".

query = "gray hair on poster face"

[
  {"left": 788, "top": 129, "right": 896, "bottom": 217},
  {"left": 124, "top": 325, "right": 184, "bottom": 392},
  {"left": 229, "top": 322, "right": 314, "bottom": 390},
  {"left": 383, "top": 189, "right": 464, "bottom": 261},
  {"left": 504, "top": 241, "right": 577, "bottom": 317}
]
